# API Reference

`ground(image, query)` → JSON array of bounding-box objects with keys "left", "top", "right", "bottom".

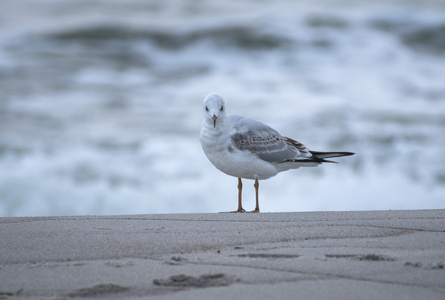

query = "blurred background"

[{"left": 0, "top": 0, "right": 444, "bottom": 217}]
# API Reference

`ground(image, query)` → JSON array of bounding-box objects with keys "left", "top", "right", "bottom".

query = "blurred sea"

[{"left": 1, "top": 0, "right": 444, "bottom": 216}]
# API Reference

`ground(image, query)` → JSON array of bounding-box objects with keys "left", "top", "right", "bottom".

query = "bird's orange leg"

[
  {"left": 220, "top": 177, "right": 245, "bottom": 213},
  {"left": 234, "top": 177, "right": 246, "bottom": 212},
  {"left": 249, "top": 178, "right": 260, "bottom": 213}
]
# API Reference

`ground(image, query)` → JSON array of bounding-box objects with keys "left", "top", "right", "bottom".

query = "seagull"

[{"left": 199, "top": 93, "right": 355, "bottom": 213}]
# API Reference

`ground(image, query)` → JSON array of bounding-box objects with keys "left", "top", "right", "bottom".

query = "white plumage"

[{"left": 199, "top": 93, "right": 354, "bottom": 212}]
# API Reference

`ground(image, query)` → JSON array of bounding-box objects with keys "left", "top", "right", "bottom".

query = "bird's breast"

[{"left": 201, "top": 136, "right": 277, "bottom": 180}]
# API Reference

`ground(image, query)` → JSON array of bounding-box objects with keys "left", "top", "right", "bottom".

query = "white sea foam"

[{"left": 0, "top": 0, "right": 444, "bottom": 216}]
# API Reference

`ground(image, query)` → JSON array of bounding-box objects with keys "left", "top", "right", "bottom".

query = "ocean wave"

[
  {"left": 48, "top": 24, "right": 292, "bottom": 51},
  {"left": 1, "top": 4, "right": 444, "bottom": 216},
  {"left": 371, "top": 18, "right": 445, "bottom": 56}
]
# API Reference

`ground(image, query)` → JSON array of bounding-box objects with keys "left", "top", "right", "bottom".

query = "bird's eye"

[
  {"left": 205, "top": 106, "right": 209, "bottom": 111},
  {"left": 220, "top": 106, "right": 224, "bottom": 111}
]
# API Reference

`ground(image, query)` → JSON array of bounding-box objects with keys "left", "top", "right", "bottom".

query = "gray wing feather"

[{"left": 229, "top": 115, "right": 304, "bottom": 163}]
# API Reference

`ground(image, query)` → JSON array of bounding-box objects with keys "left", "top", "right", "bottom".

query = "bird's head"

[{"left": 203, "top": 93, "right": 226, "bottom": 128}]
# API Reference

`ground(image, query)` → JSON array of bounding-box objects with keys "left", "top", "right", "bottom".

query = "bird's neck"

[{"left": 201, "top": 116, "right": 232, "bottom": 139}]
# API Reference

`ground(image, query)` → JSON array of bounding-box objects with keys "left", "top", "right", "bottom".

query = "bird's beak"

[{"left": 212, "top": 115, "right": 217, "bottom": 128}]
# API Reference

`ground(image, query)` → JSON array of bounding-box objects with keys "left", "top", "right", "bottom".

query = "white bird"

[{"left": 199, "top": 93, "right": 354, "bottom": 213}]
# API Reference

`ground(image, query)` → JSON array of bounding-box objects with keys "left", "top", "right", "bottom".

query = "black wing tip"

[
  {"left": 283, "top": 152, "right": 354, "bottom": 164},
  {"left": 310, "top": 151, "right": 355, "bottom": 159},
  {"left": 287, "top": 158, "right": 337, "bottom": 164},
  {"left": 320, "top": 159, "right": 338, "bottom": 163},
  {"left": 335, "top": 152, "right": 355, "bottom": 157}
]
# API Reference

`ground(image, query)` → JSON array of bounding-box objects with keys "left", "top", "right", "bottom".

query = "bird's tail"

[{"left": 309, "top": 151, "right": 355, "bottom": 163}]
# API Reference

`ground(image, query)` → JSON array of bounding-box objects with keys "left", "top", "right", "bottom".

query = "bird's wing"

[{"left": 228, "top": 115, "right": 310, "bottom": 162}]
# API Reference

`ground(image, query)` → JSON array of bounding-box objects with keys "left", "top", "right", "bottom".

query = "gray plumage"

[{"left": 228, "top": 115, "right": 352, "bottom": 165}]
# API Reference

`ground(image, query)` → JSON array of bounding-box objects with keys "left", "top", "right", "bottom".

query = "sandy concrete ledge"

[{"left": 0, "top": 210, "right": 444, "bottom": 299}]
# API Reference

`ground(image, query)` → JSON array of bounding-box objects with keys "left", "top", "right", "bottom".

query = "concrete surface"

[{"left": 0, "top": 210, "right": 444, "bottom": 299}]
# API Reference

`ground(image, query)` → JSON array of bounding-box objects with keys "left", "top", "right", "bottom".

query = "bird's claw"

[
  {"left": 219, "top": 208, "right": 246, "bottom": 213},
  {"left": 219, "top": 208, "right": 260, "bottom": 213}
]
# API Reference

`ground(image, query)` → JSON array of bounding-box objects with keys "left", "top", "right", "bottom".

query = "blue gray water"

[{"left": 1, "top": 0, "right": 444, "bottom": 216}]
